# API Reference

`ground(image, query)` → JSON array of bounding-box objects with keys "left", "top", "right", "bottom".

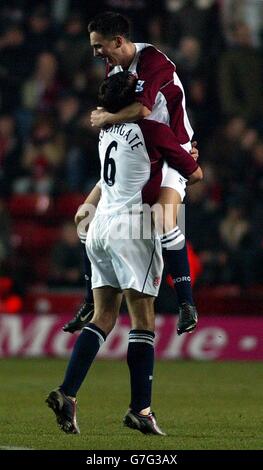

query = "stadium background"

[
  {"left": 0, "top": 0, "right": 262, "bottom": 352},
  {"left": 0, "top": 0, "right": 263, "bottom": 451}
]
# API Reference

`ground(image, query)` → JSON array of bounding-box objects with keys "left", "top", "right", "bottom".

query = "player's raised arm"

[{"left": 90, "top": 102, "right": 150, "bottom": 128}]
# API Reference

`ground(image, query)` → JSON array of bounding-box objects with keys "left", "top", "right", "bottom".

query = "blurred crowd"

[{"left": 0, "top": 0, "right": 262, "bottom": 308}]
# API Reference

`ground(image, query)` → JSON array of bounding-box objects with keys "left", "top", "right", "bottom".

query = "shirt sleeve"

[
  {"left": 157, "top": 124, "right": 198, "bottom": 178},
  {"left": 139, "top": 120, "right": 198, "bottom": 179},
  {"left": 135, "top": 46, "right": 177, "bottom": 111}
]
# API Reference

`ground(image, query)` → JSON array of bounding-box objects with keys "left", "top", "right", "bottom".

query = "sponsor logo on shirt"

[{"left": 135, "top": 80, "right": 145, "bottom": 93}]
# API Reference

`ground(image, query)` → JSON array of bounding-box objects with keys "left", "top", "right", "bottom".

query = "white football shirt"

[{"left": 96, "top": 120, "right": 198, "bottom": 215}]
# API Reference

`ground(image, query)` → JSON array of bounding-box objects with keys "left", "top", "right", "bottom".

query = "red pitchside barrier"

[{"left": 0, "top": 314, "right": 262, "bottom": 360}]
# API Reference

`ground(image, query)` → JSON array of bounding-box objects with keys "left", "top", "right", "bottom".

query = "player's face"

[{"left": 90, "top": 31, "right": 122, "bottom": 66}]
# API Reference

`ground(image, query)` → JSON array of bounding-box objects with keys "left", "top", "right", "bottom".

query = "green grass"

[{"left": 0, "top": 358, "right": 262, "bottom": 450}]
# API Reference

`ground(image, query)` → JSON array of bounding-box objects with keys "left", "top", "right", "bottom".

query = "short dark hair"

[
  {"left": 88, "top": 11, "right": 131, "bottom": 39},
  {"left": 98, "top": 71, "right": 137, "bottom": 113}
]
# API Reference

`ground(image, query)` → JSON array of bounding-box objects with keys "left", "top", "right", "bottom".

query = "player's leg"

[
  {"left": 123, "top": 289, "right": 165, "bottom": 436},
  {"left": 156, "top": 167, "right": 198, "bottom": 335},
  {"left": 59, "top": 286, "right": 121, "bottom": 397},
  {"left": 108, "top": 219, "right": 165, "bottom": 435},
  {"left": 125, "top": 289, "right": 155, "bottom": 416},
  {"left": 63, "top": 185, "right": 101, "bottom": 333},
  {"left": 157, "top": 186, "right": 194, "bottom": 304},
  {"left": 46, "top": 286, "right": 122, "bottom": 433},
  {"left": 59, "top": 213, "right": 122, "bottom": 400},
  {"left": 48, "top": 214, "right": 122, "bottom": 433}
]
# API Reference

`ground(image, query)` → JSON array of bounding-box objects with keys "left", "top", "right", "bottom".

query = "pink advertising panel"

[{"left": 0, "top": 314, "right": 262, "bottom": 360}]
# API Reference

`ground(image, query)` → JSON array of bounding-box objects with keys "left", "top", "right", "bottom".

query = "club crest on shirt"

[
  {"left": 135, "top": 80, "right": 145, "bottom": 93},
  {"left": 153, "top": 276, "right": 161, "bottom": 287}
]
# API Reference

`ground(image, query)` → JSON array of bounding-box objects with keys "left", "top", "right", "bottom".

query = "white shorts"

[
  {"left": 86, "top": 212, "right": 163, "bottom": 297},
  {"left": 161, "top": 162, "right": 188, "bottom": 201}
]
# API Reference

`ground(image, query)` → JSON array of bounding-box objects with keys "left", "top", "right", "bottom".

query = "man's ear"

[{"left": 115, "top": 35, "right": 123, "bottom": 48}]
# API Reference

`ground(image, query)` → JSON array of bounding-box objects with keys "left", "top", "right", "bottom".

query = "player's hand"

[
  {"left": 90, "top": 107, "right": 112, "bottom": 128},
  {"left": 190, "top": 141, "right": 199, "bottom": 161}
]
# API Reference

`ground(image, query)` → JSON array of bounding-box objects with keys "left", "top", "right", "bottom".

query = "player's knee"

[{"left": 92, "top": 310, "right": 118, "bottom": 335}]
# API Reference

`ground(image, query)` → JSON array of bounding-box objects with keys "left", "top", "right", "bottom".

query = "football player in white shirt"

[{"left": 47, "top": 72, "right": 202, "bottom": 436}]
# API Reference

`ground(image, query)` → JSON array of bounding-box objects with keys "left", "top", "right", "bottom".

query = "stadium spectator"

[
  {"left": 219, "top": 205, "right": 250, "bottom": 251},
  {"left": 24, "top": 6, "right": 57, "bottom": 61},
  {"left": 21, "top": 52, "right": 63, "bottom": 114},
  {"left": 202, "top": 116, "right": 247, "bottom": 189},
  {"left": 0, "top": 23, "right": 31, "bottom": 111},
  {"left": 219, "top": 204, "right": 257, "bottom": 285},
  {"left": 185, "top": 177, "right": 225, "bottom": 284},
  {"left": 55, "top": 13, "right": 91, "bottom": 83},
  {"left": 0, "top": 114, "right": 23, "bottom": 195},
  {"left": 16, "top": 115, "right": 65, "bottom": 194},
  {"left": 48, "top": 221, "right": 83, "bottom": 287},
  {"left": 165, "top": 0, "right": 223, "bottom": 56},
  {"left": 56, "top": 86, "right": 101, "bottom": 192},
  {"left": 0, "top": 199, "right": 11, "bottom": 269},
  {"left": 249, "top": 139, "right": 263, "bottom": 201},
  {"left": 221, "top": 0, "right": 263, "bottom": 47},
  {"left": 219, "top": 21, "right": 263, "bottom": 123},
  {"left": 175, "top": 35, "right": 212, "bottom": 139},
  {"left": 55, "top": 90, "right": 85, "bottom": 191}
]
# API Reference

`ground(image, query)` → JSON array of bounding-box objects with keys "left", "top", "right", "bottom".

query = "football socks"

[{"left": 127, "top": 329, "right": 155, "bottom": 412}]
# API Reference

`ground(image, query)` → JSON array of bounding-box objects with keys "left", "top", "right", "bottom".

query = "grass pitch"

[{"left": 0, "top": 358, "right": 262, "bottom": 450}]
